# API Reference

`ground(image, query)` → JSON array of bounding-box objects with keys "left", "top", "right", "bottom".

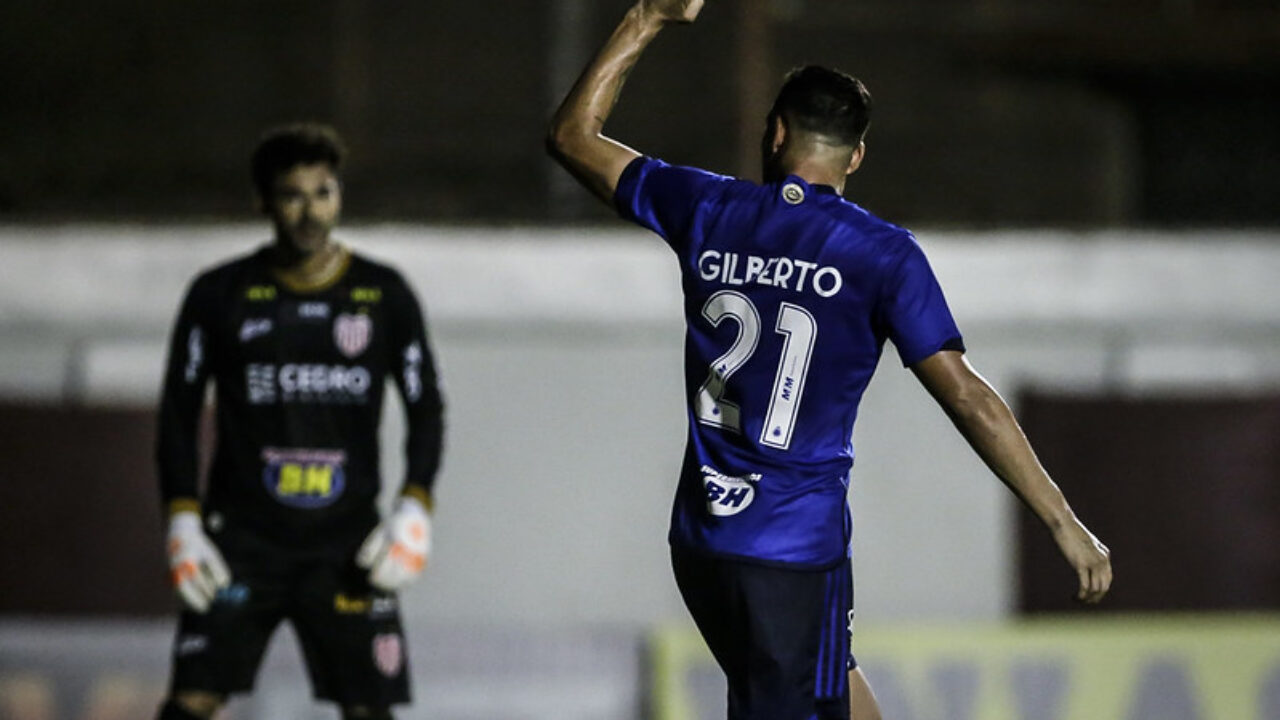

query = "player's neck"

[
  {"left": 774, "top": 134, "right": 853, "bottom": 195},
  {"left": 782, "top": 160, "right": 847, "bottom": 195},
  {"left": 270, "top": 240, "right": 350, "bottom": 293}
]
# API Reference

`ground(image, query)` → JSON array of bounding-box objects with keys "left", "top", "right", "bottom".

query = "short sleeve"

[
  {"left": 880, "top": 236, "right": 965, "bottom": 366},
  {"left": 614, "top": 156, "right": 727, "bottom": 253}
]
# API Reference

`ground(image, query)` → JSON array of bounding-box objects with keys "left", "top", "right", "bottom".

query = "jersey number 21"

[{"left": 695, "top": 290, "right": 816, "bottom": 451}]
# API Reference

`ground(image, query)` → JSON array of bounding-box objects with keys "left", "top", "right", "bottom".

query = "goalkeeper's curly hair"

[{"left": 250, "top": 122, "right": 346, "bottom": 199}]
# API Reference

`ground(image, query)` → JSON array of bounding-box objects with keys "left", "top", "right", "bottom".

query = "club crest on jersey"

[
  {"left": 333, "top": 313, "right": 372, "bottom": 357},
  {"left": 782, "top": 182, "right": 805, "bottom": 205},
  {"left": 261, "top": 447, "right": 347, "bottom": 508},
  {"left": 373, "top": 633, "right": 403, "bottom": 677},
  {"left": 701, "top": 465, "right": 760, "bottom": 517}
]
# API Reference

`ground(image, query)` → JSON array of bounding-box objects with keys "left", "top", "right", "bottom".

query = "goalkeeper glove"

[
  {"left": 166, "top": 511, "right": 231, "bottom": 613},
  {"left": 356, "top": 496, "right": 431, "bottom": 592}
]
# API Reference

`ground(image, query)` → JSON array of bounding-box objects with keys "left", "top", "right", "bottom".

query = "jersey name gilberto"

[{"left": 697, "top": 250, "right": 843, "bottom": 298}]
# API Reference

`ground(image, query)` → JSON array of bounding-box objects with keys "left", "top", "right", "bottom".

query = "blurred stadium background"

[{"left": 2, "top": 1, "right": 1279, "bottom": 718}]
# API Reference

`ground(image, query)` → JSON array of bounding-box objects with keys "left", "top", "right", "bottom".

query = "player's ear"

[
  {"left": 770, "top": 115, "right": 787, "bottom": 155},
  {"left": 845, "top": 141, "right": 866, "bottom": 176}
]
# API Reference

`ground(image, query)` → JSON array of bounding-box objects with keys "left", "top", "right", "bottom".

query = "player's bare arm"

[
  {"left": 911, "top": 350, "right": 1113, "bottom": 604},
  {"left": 547, "top": 0, "right": 705, "bottom": 204}
]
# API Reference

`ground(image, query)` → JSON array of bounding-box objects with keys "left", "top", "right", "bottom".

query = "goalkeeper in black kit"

[{"left": 154, "top": 123, "right": 445, "bottom": 720}]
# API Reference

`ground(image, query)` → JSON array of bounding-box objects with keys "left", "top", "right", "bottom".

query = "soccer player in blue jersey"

[{"left": 548, "top": 2, "right": 1113, "bottom": 719}]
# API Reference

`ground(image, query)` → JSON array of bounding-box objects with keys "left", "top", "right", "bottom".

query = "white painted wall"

[{"left": 2, "top": 226, "right": 1278, "bottom": 627}]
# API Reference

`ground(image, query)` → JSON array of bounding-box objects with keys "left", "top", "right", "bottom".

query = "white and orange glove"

[
  {"left": 166, "top": 511, "right": 231, "bottom": 613},
  {"left": 356, "top": 496, "right": 431, "bottom": 592}
]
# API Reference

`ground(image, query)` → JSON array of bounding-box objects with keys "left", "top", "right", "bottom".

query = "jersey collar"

[{"left": 783, "top": 175, "right": 840, "bottom": 197}]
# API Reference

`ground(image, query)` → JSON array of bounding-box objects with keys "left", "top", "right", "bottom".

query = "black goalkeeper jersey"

[{"left": 157, "top": 245, "right": 444, "bottom": 552}]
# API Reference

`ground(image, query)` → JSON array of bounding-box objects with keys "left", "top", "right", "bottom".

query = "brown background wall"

[
  {"left": 1017, "top": 392, "right": 1280, "bottom": 613},
  {"left": 5, "top": 391, "right": 1278, "bottom": 617},
  {"left": 0, "top": 404, "right": 172, "bottom": 616}
]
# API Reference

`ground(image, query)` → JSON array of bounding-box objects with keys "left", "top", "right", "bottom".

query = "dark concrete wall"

[{"left": 2, "top": 1, "right": 1277, "bottom": 226}]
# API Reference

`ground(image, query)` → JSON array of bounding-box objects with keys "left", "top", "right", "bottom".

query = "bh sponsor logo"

[
  {"left": 261, "top": 447, "right": 347, "bottom": 508},
  {"left": 701, "top": 465, "right": 761, "bottom": 517}
]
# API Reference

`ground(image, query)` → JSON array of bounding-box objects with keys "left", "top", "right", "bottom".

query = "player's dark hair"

[
  {"left": 768, "top": 65, "right": 872, "bottom": 147},
  {"left": 250, "top": 123, "right": 346, "bottom": 198}
]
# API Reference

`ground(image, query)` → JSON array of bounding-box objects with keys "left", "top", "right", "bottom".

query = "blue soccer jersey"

[{"left": 616, "top": 157, "right": 964, "bottom": 568}]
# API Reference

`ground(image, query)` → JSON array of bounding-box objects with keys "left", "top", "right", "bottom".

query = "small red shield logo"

[
  {"left": 372, "top": 633, "right": 402, "bottom": 677},
  {"left": 334, "top": 313, "right": 373, "bottom": 358}
]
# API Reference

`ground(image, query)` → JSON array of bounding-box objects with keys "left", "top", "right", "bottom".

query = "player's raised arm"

[
  {"left": 911, "top": 350, "right": 1113, "bottom": 604},
  {"left": 546, "top": 0, "right": 704, "bottom": 205}
]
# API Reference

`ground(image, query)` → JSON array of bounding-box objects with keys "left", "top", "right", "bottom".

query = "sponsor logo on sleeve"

[
  {"left": 701, "top": 465, "right": 761, "bottom": 517},
  {"left": 261, "top": 447, "right": 347, "bottom": 508},
  {"left": 403, "top": 342, "right": 423, "bottom": 402},
  {"left": 183, "top": 327, "right": 204, "bottom": 383},
  {"left": 238, "top": 318, "right": 273, "bottom": 343},
  {"left": 334, "top": 313, "right": 373, "bottom": 358},
  {"left": 373, "top": 634, "right": 403, "bottom": 678}
]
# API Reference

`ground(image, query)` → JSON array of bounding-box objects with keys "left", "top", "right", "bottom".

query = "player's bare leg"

[
  {"left": 849, "top": 667, "right": 883, "bottom": 720},
  {"left": 158, "top": 691, "right": 223, "bottom": 719}
]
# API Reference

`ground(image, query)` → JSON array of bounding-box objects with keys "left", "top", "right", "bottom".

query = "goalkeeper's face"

[{"left": 264, "top": 163, "right": 343, "bottom": 256}]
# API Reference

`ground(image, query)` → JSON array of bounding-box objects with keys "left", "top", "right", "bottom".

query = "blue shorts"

[{"left": 672, "top": 546, "right": 855, "bottom": 720}]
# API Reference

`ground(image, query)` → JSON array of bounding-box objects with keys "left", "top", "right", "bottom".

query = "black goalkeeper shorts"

[
  {"left": 672, "top": 546, "right": 855, "bottom": 720},
  {"left": 166, "top": 526, "right": 410, "bottom": 709}
]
